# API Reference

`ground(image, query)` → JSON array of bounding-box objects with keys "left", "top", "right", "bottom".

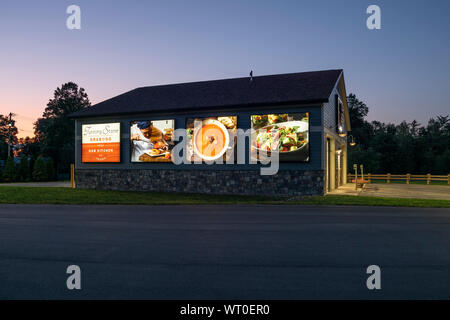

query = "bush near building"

[
  {"left": 17, "top": 155, "right": 31, "bottom": 182},
  {"left": 45, "top": 157, "right": 55, "bottom": 181},
  {"left": 32, "top": 156, "right": 48, "bottom": 182},
  {"left": 3, "top": 157, "right": 17, "bottom": 182},
  {"left": 0, "top": 155, "right": 56, "bottom": 183},
  {"left": 28, "top": 156, "right": 35, "bottom": 181}
]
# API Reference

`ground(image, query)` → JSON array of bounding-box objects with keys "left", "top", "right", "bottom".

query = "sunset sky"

[{"left": 1, "top": 0, "right": 449, "bottom": 138}]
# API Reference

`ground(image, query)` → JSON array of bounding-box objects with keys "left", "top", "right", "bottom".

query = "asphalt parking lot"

[{"left": 0, "top": 204, "right": 449, "bottom": 299}]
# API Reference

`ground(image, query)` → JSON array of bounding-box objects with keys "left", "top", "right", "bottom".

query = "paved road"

[{"left": 0, "top": 204, "right": 449, "bottom": 299}]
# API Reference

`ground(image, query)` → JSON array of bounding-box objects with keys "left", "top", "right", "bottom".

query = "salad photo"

[{"left": 251, "top": 113, "right": 309, "bottom": 162}]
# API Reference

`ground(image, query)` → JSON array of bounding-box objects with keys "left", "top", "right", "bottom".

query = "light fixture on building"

[
  {"left": 330, "top": 124, "right": 347, "bottom": 137},
  {"left": 337, "top": 124, "right": 348, "bottom": 137},
  {"left": 349, "top": 135, "right": 356, "bottom": 147}
]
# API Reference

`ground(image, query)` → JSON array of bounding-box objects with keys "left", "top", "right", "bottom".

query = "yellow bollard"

[{"left": 70, "top": 164, "right": 75, "bottom": 188}]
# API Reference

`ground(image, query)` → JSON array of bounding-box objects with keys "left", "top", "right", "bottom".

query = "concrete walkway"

[
  {"left": 0, "top": 181, "right": 71, "bottom": 188},
  {"left": 329, "top": 183, "right": 450, "bottom": 200}
]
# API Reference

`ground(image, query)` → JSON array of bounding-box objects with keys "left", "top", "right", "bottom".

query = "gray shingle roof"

[{"left": 69, "top": 69, "right": 342, "bottom": 118}]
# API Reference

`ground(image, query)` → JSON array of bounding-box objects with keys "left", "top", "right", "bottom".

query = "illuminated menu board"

[{"left": 81, "top": 123, "right": 121, "bottom": 163}]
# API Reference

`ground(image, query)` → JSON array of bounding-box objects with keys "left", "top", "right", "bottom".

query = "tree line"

[
  {"left": 0, "top": 155, "right": 55, "bottom": 182},
  {"left": 0, "top": 82, "right": 90, "bottom": 182},
  {"left": 347, "top": 93, "right": 449, "bottom": 174}
]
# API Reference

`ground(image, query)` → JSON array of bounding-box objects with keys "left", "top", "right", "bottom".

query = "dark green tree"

[
  {"left": 19, "top": 136, "right": 40, "bottom": 158},
  {"left": 346, "top": 94, "right": 373, "bottom": 148},
  {"left": 0, "top": 114, "right": 19, "bottom": 160},
  {"left": 3, "top": 156, "right": 17, "bottom": 182},
  {"left": 32, "top": 156, "right": 47, "bottom": 182},
  {"left": 28, "top": 156, "right": 36, "bottom": 181},
  {"left": 34, "top": 82, "right": 90, "bottom": 175},
  {"left": 17, "top": 155, "right": 30, "bottom": 182},
  {"left": 348, "top": 145, "right": 382, "bottom": 173},
  {"left": 347, "top": 93, "right": 368, "bottom": 128},
  {"left": 45, "top": 157, "right": 55, "bottom": 181}
]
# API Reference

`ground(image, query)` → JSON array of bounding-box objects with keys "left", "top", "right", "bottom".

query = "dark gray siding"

[{"left": 323, "top": 86, "right": 338, "bottom": 131}]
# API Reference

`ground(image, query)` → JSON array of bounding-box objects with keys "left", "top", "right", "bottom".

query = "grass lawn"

[{"left": 0, "top": 186, "right": 449, "bottom": 208}]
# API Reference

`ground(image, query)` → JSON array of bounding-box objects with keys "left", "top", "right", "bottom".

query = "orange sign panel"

[{"left": 82, "top": 123, "right": 121, "bottom": 163}]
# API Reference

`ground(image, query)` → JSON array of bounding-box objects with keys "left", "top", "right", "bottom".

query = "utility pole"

[{"left": 7, "top": 113, "right": 15, "bottom": 158}]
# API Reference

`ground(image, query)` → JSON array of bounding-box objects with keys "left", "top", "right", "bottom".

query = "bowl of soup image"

[{"left": 193, "top": 119, "right": 230, "bottom": 161}]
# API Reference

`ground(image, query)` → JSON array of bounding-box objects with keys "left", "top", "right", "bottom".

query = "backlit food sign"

[
  {"left": 250, "top": 113, "right": 309, "bottom": 162},
  {"left": 186, "top": 116, "right": 237, "bottom": 163},
  {"left": 130, "top": 120, "right": 175, "bottom": 163},
  {"left": 82, "top": 123, "right": 121, "bottom": 162}
]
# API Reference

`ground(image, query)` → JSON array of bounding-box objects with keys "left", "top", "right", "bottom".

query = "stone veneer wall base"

[{"left": 75, "top": 169, "right": 325, "bottom": 196}]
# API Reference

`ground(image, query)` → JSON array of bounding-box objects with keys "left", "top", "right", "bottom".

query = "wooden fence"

[{"left": 347, "top": 173, "right": 450, "bottom": 185}]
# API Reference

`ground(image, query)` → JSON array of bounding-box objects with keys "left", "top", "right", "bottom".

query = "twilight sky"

[{"left": 1, "top": 0, "right": 449, "bottom": 137}]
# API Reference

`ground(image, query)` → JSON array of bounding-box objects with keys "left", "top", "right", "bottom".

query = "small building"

[{"left": 69, "top": 69, "right": 351, "bottom": 196}]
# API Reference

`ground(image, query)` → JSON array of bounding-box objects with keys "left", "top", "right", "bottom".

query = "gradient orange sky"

[{"left": 1, "top": 0, "right": 449, "bottom": 138}]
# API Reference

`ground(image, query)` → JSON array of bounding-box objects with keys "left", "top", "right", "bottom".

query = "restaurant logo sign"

[
  {"left": 336, "top": 95, "right": 346, "bottom": 136},
  {"left": 82, "top": 123, "right": 121, "bottom": 162}
]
